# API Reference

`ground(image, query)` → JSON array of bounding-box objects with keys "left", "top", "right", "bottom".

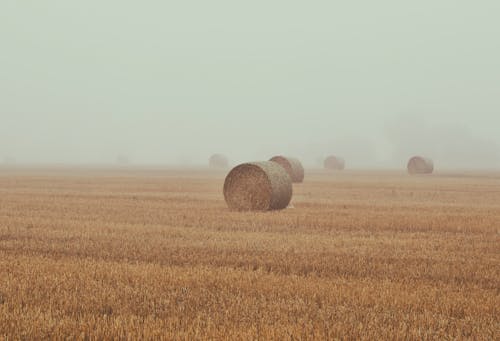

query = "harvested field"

[{"left": 0, "top": 166, "right": 499, "bottom": 339}]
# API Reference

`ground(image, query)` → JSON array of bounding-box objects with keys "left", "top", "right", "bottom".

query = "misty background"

[{"left": 1, "top": 1, "right": 499, "bottom": 169}]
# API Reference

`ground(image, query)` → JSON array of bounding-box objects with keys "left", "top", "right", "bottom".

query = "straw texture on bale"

[
  {"left": 407, "top": 156, "right": 434, "bottom": 174},
  {"left": 223, "top": 161, "right": 292, "bottom": 211},
  {"left": 324, "top": 156, "right": 345, "bottom": 170},
  {"left": 209, "top": 154, "right": 229, "bottom": 169},
  {"left": 269, "top": 156, "right": 304, "bottom": 183}
]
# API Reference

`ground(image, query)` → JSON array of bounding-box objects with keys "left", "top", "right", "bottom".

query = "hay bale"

[
  {"left": 269, "top": 156, "right": 304, "bottom": 183},
  {"left": 223, "top": 161, "right": 292, "bottom": 211},
  {"left": 324, "top": 155, "right": 345, "bottom": 170},
  {"left": 209, "top": 154, "right": 229, "bottom": 169},
  {"left": 407, "top": 156, "right": 434, "bottom": 174}
]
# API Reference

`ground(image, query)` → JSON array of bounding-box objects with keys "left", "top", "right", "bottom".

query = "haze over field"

[{"left": 1, "top": 1, "right": 499, "bottom": 168}]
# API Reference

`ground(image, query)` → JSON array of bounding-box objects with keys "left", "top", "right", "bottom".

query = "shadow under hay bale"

[
  {"left": 324, "top": 155, "right": 345, "bottom": 170},
  {"left": 223, "top": 161, "right": 292, "bottom": 211},
  {"left": 209, "top": 154, "right": 229, "bottom": 169},
  {"left": 407, "top": 156, "right": 434, "bottom": 174},
  {"left": 269, "top": 156, "right": 304, "bottom": 183}
]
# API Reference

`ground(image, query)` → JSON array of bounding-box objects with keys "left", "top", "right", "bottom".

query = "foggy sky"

[{"left": 1, "top": 1, "right": 499, "bottom": 168}]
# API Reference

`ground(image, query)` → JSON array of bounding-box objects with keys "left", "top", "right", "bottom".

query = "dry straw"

[
  {"left": 324, "top": 156, "right": 345, "bottom": 170},
  {"left": 407, "top": 156, "right": 434, "bottom": 174},
  {"left": 209, "top": 154, "right": 229, "bottom": 169},
  {"left": 269, "top": 156, "right": 304, "bottom": 183},
  {"left": 223, "top": 161, "right": 292, "bottom": 211}
]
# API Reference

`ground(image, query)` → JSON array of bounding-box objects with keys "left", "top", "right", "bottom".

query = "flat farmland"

[{"left": 0, "top": 167, "right": 498, "bottom": 339}]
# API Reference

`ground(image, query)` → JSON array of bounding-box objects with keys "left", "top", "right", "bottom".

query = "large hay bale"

[
  {"left": 223, "top": 161, "right": 292, "bottom": 211},
  {"left": 324, "top": 155, "right": 345, "bottom": 170},
  {"left": 209, "top": 154, "right": 229, "bottom": 169},
  {"left": 269, "top": 156, "right": 304, "bottom": 183},
  {"left": 407, "top": 156, "right": 434, "bottom": 174}
]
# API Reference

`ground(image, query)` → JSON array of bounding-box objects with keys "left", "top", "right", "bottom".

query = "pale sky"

[{"left": 1, "top": 1, "right": 499, "bottom": 168}]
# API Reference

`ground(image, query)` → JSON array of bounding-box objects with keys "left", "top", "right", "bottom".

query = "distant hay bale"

[
  {"left": 209, "top": 154, "right": 229, "bottom": 169},
  {"left": 269, "top": 156, "right": 304, "bottom": 183},
  {"left": 324, "top": 156, "right": 345, "bottom": 170},
  {"left": 223, "top": 161, "right": 292, "bottom": 211},
  {"left": 407, "top": 156, "right": 434, "bottom": 174}
]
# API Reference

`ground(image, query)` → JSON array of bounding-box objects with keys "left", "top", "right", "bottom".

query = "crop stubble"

[{"left": 0, "top": 167, "right": 498, "bottom": 339}]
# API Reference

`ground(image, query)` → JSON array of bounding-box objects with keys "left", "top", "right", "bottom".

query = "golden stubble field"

[{"left": 0, "top": 166, "right": 498, "bottom": 339}]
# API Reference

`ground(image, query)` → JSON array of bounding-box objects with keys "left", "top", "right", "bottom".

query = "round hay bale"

[
  {"left": 209, "top": 154, "right": 229, "bottom": 169},
  {"left": 223, "top": 161, "right": 292, "bottom": 211},
  {"left": 324, "top": 156, "right": 345, "bottom": 170},
  {"left": 407, "top": 156, "right": 434, "bottom": 174},
  {"left": 269, "top": 156, "right": 304, "bottom": 183}
]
